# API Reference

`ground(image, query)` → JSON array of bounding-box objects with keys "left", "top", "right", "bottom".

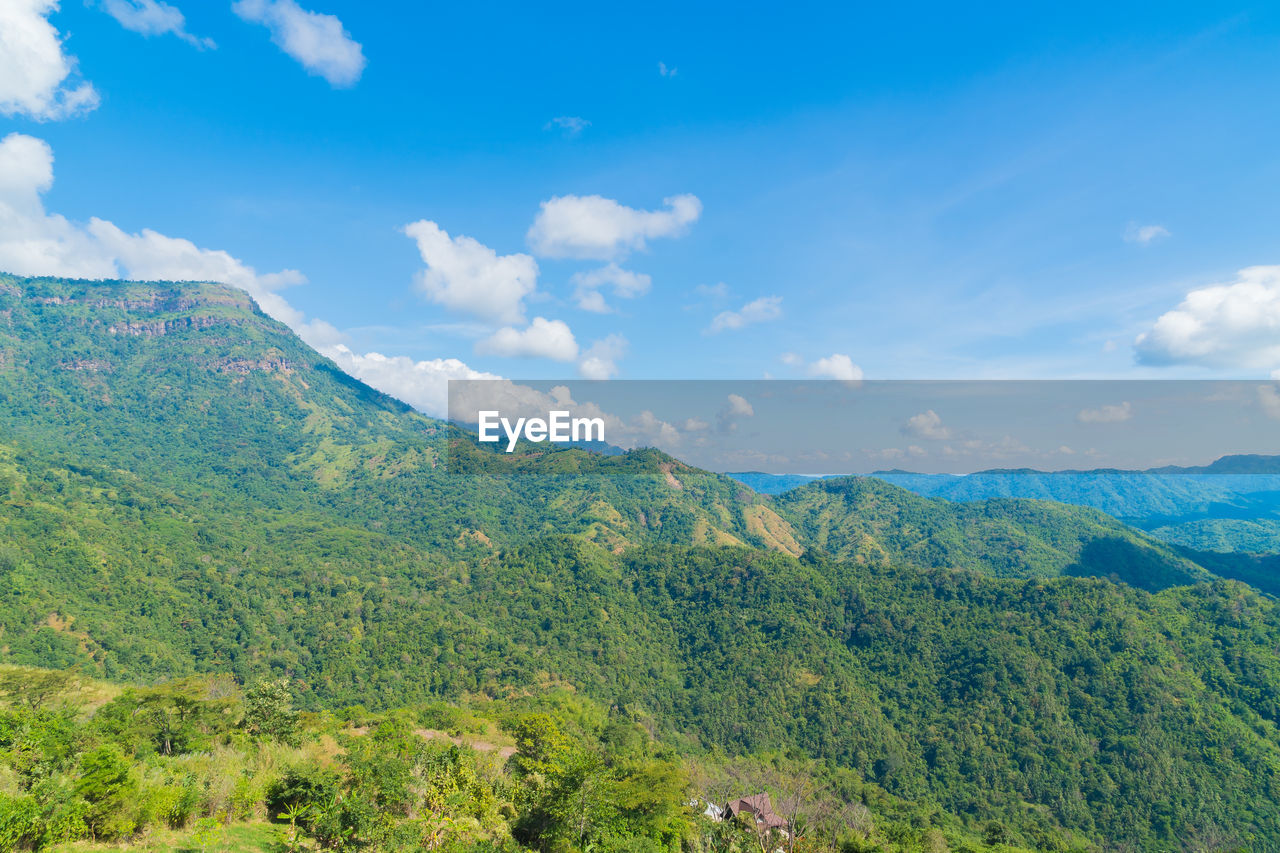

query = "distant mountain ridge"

[{"left": 729, "top": 459, "right": 1280, "bottom": 555}]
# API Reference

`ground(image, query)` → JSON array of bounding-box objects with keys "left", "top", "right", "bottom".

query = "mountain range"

[
  {"left": 729, "top": 464, "right": 1280, "bottom": 557},
  {"left": 4, "top": 273, "right": 1280, "bottom": 849}
]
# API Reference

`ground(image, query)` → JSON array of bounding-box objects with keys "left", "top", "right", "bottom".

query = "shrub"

[
  {"left": 74, "top": 746, "right": 139, "bottom": 840},
  {"left": 265, "top": 765, "right": 342, "bottom": 820}
]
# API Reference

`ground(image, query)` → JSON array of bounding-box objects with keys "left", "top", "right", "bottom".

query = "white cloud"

[
  {"left": 294, "top": 317, "right": 344, "bottom": 348},
  {"left": 0, "top": 133, "right": 113, "bottom": 278},
  {"left": 88, "top": 218, "right": 306, "bottom": 324},
  {"left": 321, "top": 344, "right": 499, "bottom": 418},
  {"left": 578, "top": 334, "right": 627, "bottom": 379},
  {"left": 717, "top": 393, "right": 753, "bottom": 433},
  {"left": 1077, "top": 401, "right": 1132, "bottom": 424},
  {"left": 571, "top": 263, "right": 651, "bottom": 313},
  {"left": 807, "top": 353, "right": 862, "bottom": 381},
  {"left": 780, "top": 352, "right": 802, "bottom": 367},
  {"left": 1135, "top": 266, "right": 1280, "bottom": 370},
  {"left": 232, "top": 0, "right": 365, "bottom": 87},
  {"left": 682, "top": 417, "right": 710, "bottom": 432},
  {"left": 0, "top": 0, "right": 99, "bottom": 121},
  {"left": 0, "top": 132, "right": 305, "bottom": 323},
  {"left": 477, "top": 317, "right": 578, "bottom": 361},
  {"left": 97, "top": 0, "right": 214, "bottom": 48},
  {"left": 726, "top": 394, "right": 754, "bottom": 417},
  {"left": 693, "top": 281, "right": 729, "bottom": 301},
  {"left": 657, "top": 61, "right": 677, "bottom": 77},
  {"left": 707, "top": 295, "right": 782, "bottom": 333},
  {"left": 1124, "top": 223, "right": 1170, "bottom": 245},
  {"left": 903, "top": 410, "right": 953, "bottom": 440},
  {"left": 545, "top": 116, "right": 590, "bottom": 137},
  {"left": 403, "top": 220, "right": 539, "bottom": 326},
  {"left": 527, "top": 194, "right": 701, "bottom": 260}
]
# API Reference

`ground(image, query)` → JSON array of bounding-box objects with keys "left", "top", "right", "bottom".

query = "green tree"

[
  {"left": 241, "top": 679, "right": 300, "bottom": 745},
  {"left": 74, "top": 746, "right": 137, "bottom": 840}
]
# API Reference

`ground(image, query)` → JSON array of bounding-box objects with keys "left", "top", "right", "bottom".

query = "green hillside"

[
  {"left": 0, "top": 667, "right": 1039, "bottom": 853},
  {"left": 732, "top": 469, "right": 1280, "bottom": 556},
  {"left": 774, "top": 476, "right": 1211, "bottom": 590},
  {"left": 3, "top": 274, "right": 1280, "bottom": 850}
]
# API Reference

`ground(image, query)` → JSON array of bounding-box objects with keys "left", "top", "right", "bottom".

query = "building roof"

[{"left": 724, "top": 793, "right": 788, "bottom": 829}]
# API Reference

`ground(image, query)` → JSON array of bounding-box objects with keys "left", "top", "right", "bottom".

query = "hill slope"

[{"left": 733, "top": 465, "right": 1280, "bottom": 557}]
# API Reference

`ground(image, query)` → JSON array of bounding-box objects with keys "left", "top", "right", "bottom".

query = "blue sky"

[{"left": 3, "top": 0, "right": 1280, "bottom": 416}]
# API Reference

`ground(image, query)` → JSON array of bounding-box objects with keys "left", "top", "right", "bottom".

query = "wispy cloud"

[
  {"left": 97, "top": 0, "right": 215, "bottom": 49},
  {"left": 578, "top": 334, "right": 628, "bottom": 379},
  {"left": 1124, "top": 222, "right": 1170, "bottom": 245},
  {"left": 544, "top": 116, "right": 591, "bottom": 138},
  {"left": 571, "top": 263, "right": 651, "bottom": 313},
  {"left": 232, "top": 0, "right": 365, "bottom": 87},
  {"left": 707, "top": 296, "right": 782, "bottom": 333},
  {"left": 1077, "top": 402, "right": 1132, "bottom": 424}
]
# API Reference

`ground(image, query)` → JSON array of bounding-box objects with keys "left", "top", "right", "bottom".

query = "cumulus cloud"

[
  {"left": 321, "top": 345, "right": 500, "bottom": 418},
  {"left": 97, "top": 0, "right": 214, "bottom": 48},
  {"left": 1125, "top": 223, "right": 1170, "bottom": 245},
  {"left": 716, "top": 393, "right": 753, "bottom": 433},
  {"left": 0, "top": 0, "right": 99, "bottom": 121},
  {"left": 578, "top": 334, "right": 627, "bottom": 379},
  {"left": 88, "top": 218, "right": 306, "bottom": 323},
  {"left": 0, "top": 132, "right": 305, "bottom": 324},
  {"left": 403, "top": 220, "right": 539, "bottom": 326},
  {"left": 232, "top": 0, "right": 365, "bottom": 87},
  {"left": 1077, "top": 402, "right": 1132, "bottom": 424},
  {"left": 807, "top": 353, "right": 862, "bottom": 381},
  {"left": 571, "top": 263, "right": 651, "bottom": 313},
  {"left": 725, "top": 394, "right": 754, "bottom": 417},
  {"left": 707, "top": 295, "right": 782, "bottom": 333},
  {"left": 477, "top": 317, "right": 578, "bottom": 361},
  {"left": 544, "top": 116, "right": 590, "bottom": 137},
  {"left": 902, "top": 410, "right": 953, "bottom": 440},
  {"left": 527, "top": 193, "right": 701, "bottom": 260},
  {"left": 0, "top": 134, "right": 113, "bottom": 278},
  {"left": 1135, "top": 266, "right": 1280, "bottom": 370}
]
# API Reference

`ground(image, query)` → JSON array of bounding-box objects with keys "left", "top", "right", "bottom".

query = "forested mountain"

[
  {"left": 731, "top": 466, "right": 1280, "bottom": 556},
  {"left": 3, "top": 274, "right": 1280, "bottom": 850}
]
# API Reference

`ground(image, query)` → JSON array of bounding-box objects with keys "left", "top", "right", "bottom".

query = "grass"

[
  {"left": 0, "top": 665, "right": 122, "bottom": 716},
  {"left": 47, "top": 821, "right": 279, "bottom": 853}
]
